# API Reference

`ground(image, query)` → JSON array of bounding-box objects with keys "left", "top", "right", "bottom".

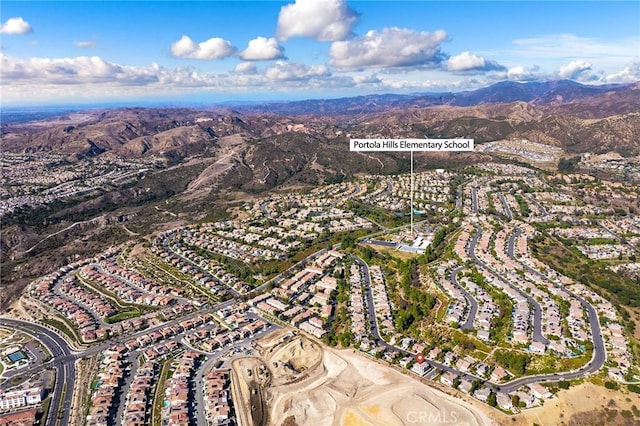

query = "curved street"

[
  {"left": 355, "top": 225, "right": 608, "bottom": 395},
  {"left": 469, "top": 227, "right": 549, "bottom": 345},
  {"left": 0, "top": 216, "right": 610, "bottom": 422},
  {"left": 0, "top": 318, "right": 75, "bottom": 426},
  {"left": 449, "top": 266, "right": 478, "bottom": 330}
]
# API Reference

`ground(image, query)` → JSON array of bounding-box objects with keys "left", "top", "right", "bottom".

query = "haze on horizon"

[{"left": 1, "top": 0, "right": 638, "bottom": 106}]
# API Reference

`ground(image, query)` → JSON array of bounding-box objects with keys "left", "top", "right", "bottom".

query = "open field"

[
  {"left": 514, "top": 382, "right": 640, "bottom": 426},
  {"left": 363, "top": 243, "right": 420, "bottom": 261}
]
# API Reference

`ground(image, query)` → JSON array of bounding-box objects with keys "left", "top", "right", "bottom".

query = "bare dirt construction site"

[
  {"left": 232, "top": 329, "right": 493, "bottom": 426},
  {"left": 513, "top": 382, "right": 640, "bottom": 426}
]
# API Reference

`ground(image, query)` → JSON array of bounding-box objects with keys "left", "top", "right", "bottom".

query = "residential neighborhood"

[{"left": 2, "top": 164, "right": 638, "bottom": 425}]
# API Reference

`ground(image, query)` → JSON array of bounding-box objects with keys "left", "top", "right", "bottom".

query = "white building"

[
  {"left": 411, "top": 361, "right": 431, "bottom": 376},
  {"left": 0, "top": 387, "right": 43, "bottom": 410}
]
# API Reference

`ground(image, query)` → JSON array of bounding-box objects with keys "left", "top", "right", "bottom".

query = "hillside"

[{"left": 1, "top": 80, "right": 639, "bottom": 188}]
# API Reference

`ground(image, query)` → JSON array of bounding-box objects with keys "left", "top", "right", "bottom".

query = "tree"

[
  {"left": 487, "top": 392, "right": 497, "bottom": 407},
  {"left": 511, "top": 394, "right": 520, "bottom": 408},
  {"left": 558, "top": 156, "right": 580, "bottom": 172},
  {"left": 341, "top": 234, "right": 355, "bottom": 250}
]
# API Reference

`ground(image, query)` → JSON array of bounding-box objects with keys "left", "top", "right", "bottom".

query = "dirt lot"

[
  {"left": 234, "top": 330, "right": 640, "bottom": 425},
  {"left": 237, "top": 329, "right": 493, "bottom": 426},
  {"left": 512, "top": 382, "right": 640, "bottom": 426},
  {"left": 266, "top": 334, "right": 323, "bottom": 387},
  {"left": 232, "top": 357, "right": 270, "bottom": 426}
]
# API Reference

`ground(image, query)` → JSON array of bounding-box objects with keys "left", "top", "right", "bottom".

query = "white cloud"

[
  {"left": 447, "top": 52, "right": 484, "bottom": 71},
  {"left": 239, "top": 37, "right": 285, "bottom": 61},
  {"left": 0, "top": 54, "right": 337, "bottom": 87},
  {"left": 0, "top": 17, "right": 33, "bottom": 35},
  {"left": 74, "top": 40, "right": 96, "bottom": 49},
  {"left": 506, "top": 65, "right": 541, "bottom": 81},
  {"left": 511, "top": 34, "right": 639, "bottom": 61},
  {"left": 558, "top": 60, "right": 592, "bottom": 79},
  {"left": 603, "top": 62, "right": 640, "bottom": 83},
  {"left": 264, "top": 61, "right": 330, "bottom": 81},
  {"left": 485, "top": 65, "right": 545, "bottom": 83},
  {"left": 352, "top": 74, "right": 382, "bottom": 85},
  {"left": 378, "top": 75, "right": 469, "bottom": 91},
  {"left": 276, "top": 0, "right": 358, "bottom": 41},
  {"left": 0, "top": 54, "right": 366, "bottom": 102},
  {"left": 0, "top": 54, "right": 159, "bottom": 85},
  {"left": 447, "top": 51, "right": 505, "bottom": 72},
  {"left": 329, "top": 27, "right": 447, "bottom": 69},
  {"left": 171, "top": 35, "right": 236, "bottom": 60},
  {"left": 234, "top": 62, "right": 258, "bottom": 74}
]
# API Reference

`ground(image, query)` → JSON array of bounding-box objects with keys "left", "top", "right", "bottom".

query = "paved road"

[
  {"left": 351, "top": 255, "right": 385, "bottom": 344},
  {"left": 364, "top": 239, "right": 398, "bottom": 248},
  {"left": 525, "top": 195, "right": 548, "bottom": 217},
  {"left": 329, "top": 183, "right": 359, "bottom": 209},
  {"left": 353, "top": 256, "right": 491, "bottom": 385},
  {"left": 192, "top": 323, "right": 276, "bottom": 426},
  {"left": 163, "top": 236, "right": 241, "bottom": 299},
  {"left": 0, "top": 297, "right": 240, "bottom": 424},
  {"left": 0, "top": 318, "right": 75, "bottom": 426},
  {"left": 500, "top": 228, "right": 607, "bottom": 392},
  {"left": 194, "top": 352, "right": 221, "bottom": 426},
  {"left": 252, "top": 247, "right": 329, "bottom": 294},
  {"left": 258, "top": 200, "right": 270, "bottom": 216},
  {"left": 471, "top": 188, "right": 478, "bottom": 214},
  {"left": 383, "top": 180, "right": 393, "bottom": 196},
  {"left": 469, "top": 227, "right": 548, "bottom": 344},
  {"left": 598, "top": 220, "right": 640, "bottom": 255},
  {"left": 115, "top": 354, "right": 137, "bottom": 426},
  {"left": 52, "top": 279, "right": 106, "bottom": 327},
  {"left": 449, "top": 266, "right": 478, "bottom": 330},
  {"left": 356, "top": 230, "right": 608, "bottom": 394},
  {"left": 497, "top": 193, "right": 513, "bottom": 220},
  {"left": 2, "top": 211, "right": 610, "bottom": 417}
]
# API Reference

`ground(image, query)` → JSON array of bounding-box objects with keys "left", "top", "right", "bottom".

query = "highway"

[
  {"left": 0, "top": 318, "right": 75, "bottom": 426},
  {"left": 448, "top": 266, "right": 478, "bottom": 330}
]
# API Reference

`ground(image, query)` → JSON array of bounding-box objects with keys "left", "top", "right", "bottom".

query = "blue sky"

[{"left": 1, "top": 0, "right": 639, "bottom": 105}]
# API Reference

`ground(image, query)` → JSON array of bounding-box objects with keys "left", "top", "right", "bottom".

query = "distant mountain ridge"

[{"left": 235, "top": 80, "right": 637, "bottom": 116}]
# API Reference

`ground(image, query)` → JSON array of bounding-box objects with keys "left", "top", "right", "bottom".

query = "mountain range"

[
  {"left": 233, "top": 79, "right": 640, "bottom": 116},
  {"left": 2, "top": 79, "right": 639, "bottom": 192}
]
